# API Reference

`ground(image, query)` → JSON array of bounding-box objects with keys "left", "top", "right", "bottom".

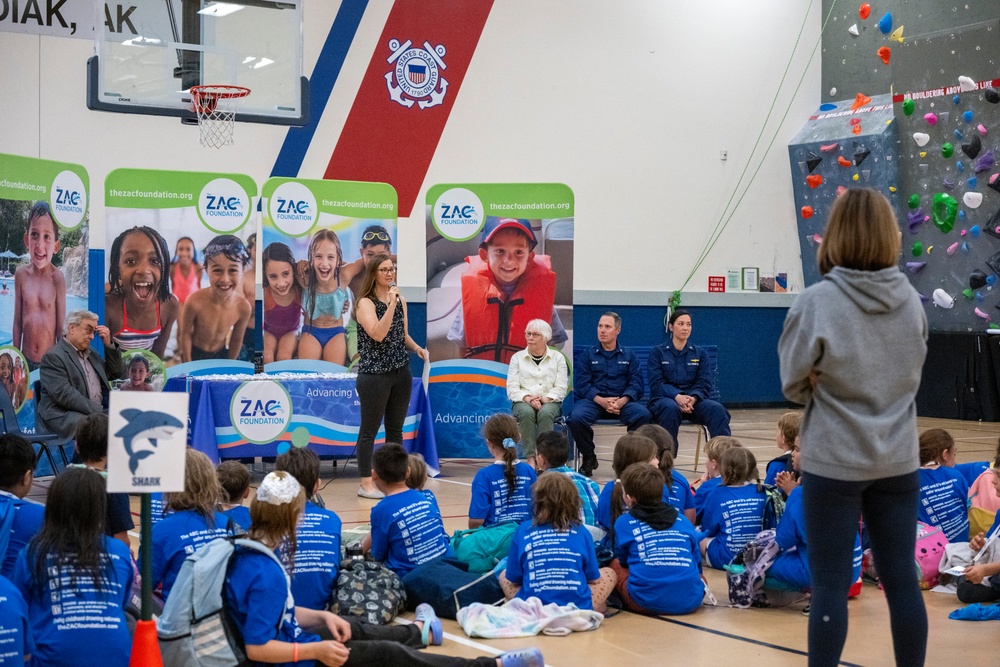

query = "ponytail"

[
  {"left": 658, "top": 449, "right": 675, "bottom": 488},
  {"left": 501, "top": 438, "right": 518, "bottom": 500},
  {"left": 610, "top": 479, "right": 626, "bottom": 530},
  {"left": 483, "top": 413, "right": 521, "bottom": 501}
]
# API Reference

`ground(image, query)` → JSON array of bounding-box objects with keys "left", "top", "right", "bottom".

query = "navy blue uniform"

[
  {"left": 568, "top": 344, "right": 651, "bottom": 466},
  {"left": 647, "top": 342, "right": 730, "bottom": 441}
]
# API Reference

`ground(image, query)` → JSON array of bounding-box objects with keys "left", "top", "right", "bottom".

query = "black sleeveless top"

[{"left": 357, "top": 298, "right": 408, "bottom": 373}]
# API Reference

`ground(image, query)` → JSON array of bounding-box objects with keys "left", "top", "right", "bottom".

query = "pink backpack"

[{"left": 914, "top": 521, "right": 949, "bottom": 589}]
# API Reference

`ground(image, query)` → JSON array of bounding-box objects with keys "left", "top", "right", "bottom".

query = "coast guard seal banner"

[
  {"left": 0, "top": 153, "right": 90, "bottom": 436},
  {"left": 425, "top": 183, "right": 574, "bottom": 458},
  {"left": 105, "top": 168, "right": 258, "bottom": 383},
  {"left": 260, "top": 177, "right": 397, "bottom": 371}
]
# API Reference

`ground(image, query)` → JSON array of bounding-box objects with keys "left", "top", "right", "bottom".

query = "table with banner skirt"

[{"left": 164, "top": 372, "right": 439, "bottom": 474}]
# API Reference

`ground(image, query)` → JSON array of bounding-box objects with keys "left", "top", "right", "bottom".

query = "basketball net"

[{"left": 190, "top": 85, "right": 251, "bottom": 148}]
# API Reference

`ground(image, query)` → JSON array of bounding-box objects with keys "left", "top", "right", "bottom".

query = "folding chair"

[{"left": 0, "top": 380, "right": 68, "bottom": 475}]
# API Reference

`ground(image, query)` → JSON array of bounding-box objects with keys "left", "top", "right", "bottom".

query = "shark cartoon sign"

[{"left": 107, "top": 392, "right": 189, "bottom": 493}]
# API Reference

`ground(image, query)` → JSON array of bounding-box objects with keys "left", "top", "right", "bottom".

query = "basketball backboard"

[{"left": 87, "top": 0, "right": 307, "bottom": 125}]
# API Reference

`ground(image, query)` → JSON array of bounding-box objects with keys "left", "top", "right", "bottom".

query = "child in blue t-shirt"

[
  {"left": 276, "top": 447, "right": 343, "bottom": 611},
  {"left": 918, "top": 428, "right": 971, "bottom": 542},
  {"left": 597, "top": 433, "right": 659, "bottom": 540},
  {"left": 406, "top": 453, "right": 438, "bottom": 504},
  {"left": 635, "top": 424, "right": 696, "bottom": 523},
  {"left": 0, "top": 434, "right": 45, "bottom": 579},
  {"left": 0, "top": 574, "right": 33, "bottom": 664},
  {"left": 764, "top": 411, "right": 800, "bottom": 486},
  {"left": 699, "top": 447, "right": 769, "bottom": 569},
  {"left": 144, "top": 449, "right": 231, "bottom": 600},
  {"left": 469, "top": 414, "right": 537, "bottom": 528},
  {"left": 500, "top": 473, "right": 616, "bottom": 611},
  {"left": 12, "top": 468, "right": 133, "bottom": 667},
  {"left": 612, "top": 463, "right": 704, "bottom": 615},
  {"left": 364, "top": 444, "right": 454, "bottom": 576},
  {"left": 217, "top": 460, "right": 253, "bottom": 530},
  {"left": 692, "top": 436, "right": 742, "bottom": 525}
]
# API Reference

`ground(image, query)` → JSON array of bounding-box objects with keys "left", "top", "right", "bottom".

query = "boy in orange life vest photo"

[{"left": 447, "top": 217, "right": 565, "bottom": 363}]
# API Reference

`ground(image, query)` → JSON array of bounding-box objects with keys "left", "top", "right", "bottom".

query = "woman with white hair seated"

[{"left": 506, "top": 319, "right": 568, "bottom": 469}]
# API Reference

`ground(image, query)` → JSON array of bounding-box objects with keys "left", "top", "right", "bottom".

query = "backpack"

[
  {"left": 157, "top": 537, "right": 290, "bottom": 667},
  {"left": 331, "top": 559, "right": 406, "bottom": 624},
  {"left": 760, "top": 484, "right": 785, "bottom": 531},
  {"left": 914, "top": 521, "right": 949, "bottom": 589},
  {"left": 450, "top": 521, "right": 519, "bottom": 573},
  {"left": 725, "top": 529, "right": 802, "bottom": 609}
]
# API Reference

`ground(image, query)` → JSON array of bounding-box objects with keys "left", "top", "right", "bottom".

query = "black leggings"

[
  {"left": 356, "top": 367, "right": 413, "bottom": 477},
  {"left": 802, "top": 471, "right": 927, "bottom": 667},
  {"left": 319, "top": 617, "right": 496, "bottom": 667},
  {"left": 957, "top": 577, "right": 1000, "bottom": 603}
]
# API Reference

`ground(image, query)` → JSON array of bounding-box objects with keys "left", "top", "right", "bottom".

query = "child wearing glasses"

[
  {"left": 180, "top": 235, "right": 251, "bottom": 361},
  {"left": 296, "top": 229, "right": 366, "bottom": 365},
  {"left": 448, "top": 217, "right": 564, "bottom": 364}
]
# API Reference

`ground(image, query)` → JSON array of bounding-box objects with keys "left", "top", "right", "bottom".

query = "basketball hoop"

[{"left": 189, "top": 85, "right": 251, "bottom": 148}]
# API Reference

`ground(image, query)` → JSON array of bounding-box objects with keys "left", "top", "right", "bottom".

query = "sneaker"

[
  {"left": 498, "top": 648, "right": 544, "bottom": 667},
  {"left": 586, "top": 454, "right": 600, "bottom": 472},
  {"left": 802, "top": 604, "right": 810, "bottom": 616},
  {"left": 357, "top": 486, "right": 384, "bottom": 500},
  {"left": 414, "top": 603, "right": 442, "bottom": 646}
]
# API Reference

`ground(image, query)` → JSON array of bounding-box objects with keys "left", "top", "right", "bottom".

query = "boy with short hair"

[
  {"left": 274, "top": 448, "right": 343, "bottom": 610},
  {"left": 612, "top": 463, "right": 704, "bottom": 615},
  {"left": 692, "top": 436, "right": 742, "bottom": 525},
  {"left": 448, "top": 217, "right": 564, "bottom": 363},
  {"left": 363, "top": 443, "right": 453, "bottom": 576},
  {"left": 764, "top": 411, "right": 801, "bottom": 486},
  {"left": 180, "top": 235, "right": 252, "bottom": 361},
  {"left": 71, "top": 413, "right": 134, "bottom": 548},
  {"left": 0, "top": 434, "right": 44, "bottom": 578},
  {"left": 14, "top": 201, "right": 66, "bottom": 370},
  {"left": 535, "top": 431, "right": 601, "bottom": 535},
  {"left": 216, "top": 460, "right": 252, "bottom": 529}
]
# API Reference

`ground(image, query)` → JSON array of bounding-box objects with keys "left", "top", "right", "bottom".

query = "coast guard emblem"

[{"left": 385, "top": 39, "right": 449, "bottom": 109}]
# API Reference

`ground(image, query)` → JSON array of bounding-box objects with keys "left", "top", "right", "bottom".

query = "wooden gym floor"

[{"left": 31, "top": 409, "right": 993, "bottom": 666}]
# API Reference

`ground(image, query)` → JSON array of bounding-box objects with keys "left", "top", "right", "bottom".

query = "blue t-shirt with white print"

[
  {"left": 505, "top": 521, "right": 599, "bottom": 609},
  {"left": 0, "top": 574, "right": 33, "bottom": 664},
  {"left": 370, "top": 489, "right": 454, "bottom": 576},
  {"left": 284, "top": 501, "right": 342, "bottom": 611},
  {"left": 699, "top": 483, "right": 768, "bottom": 569},
  {"left": 145, "top": 509, "right": 231, "bottom": 600},
  {"left": 693, "top": 476, "right": 722, "bottom": 525},
  {"left": 0, "top": 491, "right": 44, "bottom": 579},
  {"left": 918, "top": 466, "right": 970, "bottom": 542},
  {"left": 470, "top": 461, "right": 536, "bottom": 527}
]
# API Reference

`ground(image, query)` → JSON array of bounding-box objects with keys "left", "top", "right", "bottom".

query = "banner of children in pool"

[
  {"left": 0, "top": 198, "right": 89, "bottom": 411},
  {"left": 260, "top": 218, "right": 397, "bottom": 369},
  {"left": 104, "top": 208, "right": 257, "bottom": 391}
]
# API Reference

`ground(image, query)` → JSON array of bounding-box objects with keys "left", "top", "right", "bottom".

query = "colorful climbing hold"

[
  {"left": 963, "top": 242, "right": 970, "bottom": 254},
  {"left": 968, "top": 177, "right": 978, "bottom": 189},
  {"left": 957, "top": 161, "right": 966, "bottom": 173},
  {"left": 925, "top": 113, "right": 938, "bottom": 126},
  {"left": 849, "top": 23, "right": 860, "bottom": 36},
  {"left": 906, "top": 262, "right": 926, "bottom": 273},
  {"left": 959, "top": 76, "right": 977, "bottom": 92},
  {"left": 806, "top": 174, "right": 823, "bottom": 189},
  {"left": 979, "top": 124, "right": 988, "bottom": 136},
  {"left": 877, "top": 46, "right": 891, "bottom": 65},
  {"left": 964, "top": 192, "right": 984, "bottom": 209},
  {"left": 851, "top": 93, "right": 872, "bottom": 110},
  {"left": 963, "top": 288, "right": 975, "bottom": 300},
  {"left": 852, "top": 124, "right": 862, "bottom": 135},
  {"left": 960, "top": 211, "right": 967, "bottom": 222},
  {"left": 907, "top": 194, "right": 920, "bottom": 209},
  {"left": 890, "top": 26, "right": 904, "bottom": 42},
  {"left": 955, "top": 129, "right": 964, "bottom": 140},
  {"left": 964, "top": 110, "right": 975, "bottom": 123},
  {"left": 913, "top": 132, "right": 930, "bottom": 147},
  {"left": 989, "top": 275, "right": 997, "bottom": 286},
  {"left": 975, "top": 307, "right": 991, "bottom": 322},
  {"left": 859, "top": 3, "right": 870, "bottom": 19},
  {"left": 954, "top": 95, "right": 962, "bottom": 105},
  {"left": 838, "top": 156, "right": 852, "bottom": 167},
  {"left": 933, "top": 289, "right": 955, "bottom": 308},
  {"left": 812, "top": 233, "right": 823, "bottom": 244},
  {"left": 877, "top": 12, "right": 892, "bottom": 33},
  {"left": 820, "top": 142, "right": 839, "bottom": 153},
  {"left": 907, "top": 209, "right": 925, "bottom": 233},
  {"left": 850, "top": 118, "right": 861, "bottom": 126},
  {"left": 975, "top": 151, "right": 995, "bottom": 173},
  {"left": 963, "top": 134, "right": 982, "bottom": 159},
  {"left": 971, "top": 225, "right": 981, "bottom": 238},
  {"left": 888, "top": 186, "right": 897, "bottom": 193},
  {"left": 971, "top": 270, "right": 989, "bottom": 289},
  {"left": 837, "top": 186, "right": 849, "bottom": 196},
  {"left": 934, "top": 193, "right": 959, "bottom": 233},
  {"left": 911, "top": 242, "right": 923, "bottom": 257},
  {"left": 927, "top": 246, "right": 934, "bottom": 253},
  {"left": 986, "top": 88, "right": 1000, "bottom": 104},
  {"left": 942, "top": 143, "right": 954, "bottom": 158},
  {"left": 920, "top": 152, "right": 927, "bottom": 158},
  {"left": 943, "top": 178, "right": 955, "bottom": 190},
  {"left": 902, "top": 99, "right": 915, "bottom": 116},
  {"left": 989, "top": 173, "right": 1000, "bottom": 194},
  {"left": 801, "top": 206, "right": 814, "bottom": 219}
]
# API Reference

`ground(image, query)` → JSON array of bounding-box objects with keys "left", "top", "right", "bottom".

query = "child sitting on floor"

[
  {"left": 956, "top": 469, "right": 1000, "bottom": 604},
  {"left": 406, "top": 453, "right": 437, "bottom": 504},
  {"left": 535, "top": 430, "right": 602, "bottom": 538},
  {"left": 699, "top": 447, "right": 768, "bottom": 570},
  {"left": 596, "top": 433, "right": 658, "bottom": 542},
  {"left": 500, "top": 473, "right": 616, "bottom": 612},
  {"left": 611, "top": 463, "right": 704, "bottom": 615},
  {"left": 469, "top": 414, "right": 536, "bottom": 529},
  {"left": 969, "top": 438, "right": 1000, "bottom": 536},
  {"left": 764, "top": 411, "right": 801, "bottom": 486},
  {"left": 216, "top": 460, "right": 251, "bottom": 530},
  {"left": 692, "top": 436, "right": 742, "bottom": 525},
  {"left": 635, "top": 423, "right": 696, "bottom": 524},
  {"left": 918, "top": 428, "right": 970, "bottom": 542}
]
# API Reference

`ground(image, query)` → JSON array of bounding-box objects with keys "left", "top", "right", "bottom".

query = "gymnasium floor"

[{"left": 38, "top": 409, "right": 993, "bottom": 666}]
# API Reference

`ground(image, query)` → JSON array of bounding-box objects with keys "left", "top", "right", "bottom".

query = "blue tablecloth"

[{"left": 163, "top": 373, "right": 439, "bottom": 474}]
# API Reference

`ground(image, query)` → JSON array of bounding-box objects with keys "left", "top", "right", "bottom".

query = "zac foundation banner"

[
  {"left": 425, "top": 183, "right": 574, "bottom": 458},
  {"left": 260, "top": 177, "right": 397, "bottom": 372},
  {"left": 0, "top": 153, "right": 90, "bottom": 437},
  {"left": 105, "top": 168, "right": 258, "bottom": 385}
]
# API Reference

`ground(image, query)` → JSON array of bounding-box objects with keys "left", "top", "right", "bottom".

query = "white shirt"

[{"left": 506, "top": 348, "right": 569, "bottom": 403}]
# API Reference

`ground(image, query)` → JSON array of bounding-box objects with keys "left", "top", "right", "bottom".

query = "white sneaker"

[{"left": 357, "top": 486, "right": 384, "bottom": 499}]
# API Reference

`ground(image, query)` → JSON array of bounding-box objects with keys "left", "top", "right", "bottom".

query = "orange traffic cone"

[{"left": 130, "top": 619, "right": 163, "bottom": 667}]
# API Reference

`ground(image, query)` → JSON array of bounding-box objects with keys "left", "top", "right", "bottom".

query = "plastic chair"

[{"left": 0, "top": 380, "right": 69, "bottom": 475}]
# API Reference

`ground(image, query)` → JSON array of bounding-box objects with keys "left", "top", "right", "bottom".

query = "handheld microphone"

[{"left": 388, "top": 281, "right": 397, "bottom": 288}]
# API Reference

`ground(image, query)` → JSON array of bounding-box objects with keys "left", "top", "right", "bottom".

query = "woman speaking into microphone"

[{"left": 354, "top": 254, "right": 428, "bottom": 499}]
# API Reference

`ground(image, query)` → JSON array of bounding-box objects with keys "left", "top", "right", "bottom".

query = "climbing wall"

[{"left": 788, "top": 94, "right": 899, "bottom": 287}]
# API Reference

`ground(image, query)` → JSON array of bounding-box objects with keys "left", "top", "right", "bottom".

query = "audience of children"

[
  {"left": 69, "top": 413, "right": 134, "bottom": 548},
  {"left": 469, "top": 414, "right": 537, "bottom": 529},
  {"left": 611, "top": 463, "right": 704, "bottom": 615},
  {"left": 917, "top": 428, "right": 971, "bottom": 543},
  {"left": 275, "top": 447, "right": 344, "bottom": 611},
  {"left": 699, "top": 447, "right": 769, "bottom": 570},
  {"left": 764, "top": 411, "right": 801, "bottom": 486},
  {"left": 216, "top": 459, "right": 252, "bottom": 529},
  {"left": 596, "top": 433, "right": 659, "bottom": 541},
  {"left": 500, "top": 473, "right": 616, "bottom": 612},
  {"left": 145, "top": 448, "right": 231, "bottom": 599},
  {"left": 635, "top": 423, "right": 696, "bottom": 524},
  {"left": 12, "top": 468, "right": 133, "bottom": 667},
  {"left": 956, "top": 469, "right": 1000, "bottom": 603},
  {"left": 692, "top": 435, "right": 742, "bottom": 524},
  {"left": 0, "top": 434, "right": 44, "bottom": 579},
  {"left": 535, "top": 430, "right": 602, "bottom": 537}
]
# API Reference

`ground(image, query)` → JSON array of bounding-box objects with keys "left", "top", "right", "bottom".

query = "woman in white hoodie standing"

[{"left": 778, "top": 188, "right": 928, "bottom": 667}]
